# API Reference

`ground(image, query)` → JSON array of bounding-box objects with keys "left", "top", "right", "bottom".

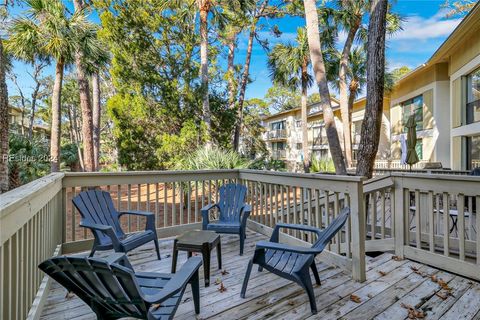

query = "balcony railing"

[
  {"left": 271, "top": 149, "right": 287, "bottom": 160},
  {"left": 1, "top": 169, "right": 479, "bottom": 319},
  {"left": 266, "top": 129, "right": 287, "bottom": 140}
]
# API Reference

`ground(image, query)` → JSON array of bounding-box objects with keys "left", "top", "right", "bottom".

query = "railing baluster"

[
  {"left": 293, "top": 187, "right": 298, "bottom": 238},
  {"left": 269, "top": 184, "right": 273, "bottom": 227},
  {"left": 172, "top": 182, "right": 176, "bottom": 226},
  {"left": 286, "top": 186, "right": 291, "bottom": 235},
  {"left": 187, "top": 182, "right": 192, "bottom": 224},
  {"left": 334, "top": 192, "right": 340, "bottom": 253},
  {"left": 468, "top": 196, "right": 474, "bottom": 240},
  {"left": 428, "top": 191, "right": 434, "bottom": 253},
  {"left": 443, "top": 192, "right": 450, "bottom": 257},
  {"left": 155, "top": 183, "right": 159, "bottom": 228},
  {"left": 195, "top": 181, "right": 199, "bottom": 222},
  {"left": 415, "top": 190, "right": 421, "bottom": 249},
  {"left": 458, "top": 194, "right": 465, "bottom": 261},
  {"left": 179, "top": 183, "right": 184, "bottom": 225},
  {"left": 380, "top": 190, "right": 386, "bottom": 239},
  {"left": 137, "top": 184, "right": 141, "bottom": 231},
  {"left": 127, "top": 184, "right": 132, "bottom": 232},
  {"left": 307, "top": 188, "right": 312, "bottom": 243},
  {"left": 371, "top": 192, "right": 376, "bottom": 241},
  {"left": 163, "top": 183, "right": 168, "bottom": 227},
  {"left": 72, "top": 187, "right": 76, "bottom": 242},
  {"left": 274, "top": 185, "right": 279, "bottom": 225},
  {"left": 146, "top": 183, "right": 151, "bottom": 213}
]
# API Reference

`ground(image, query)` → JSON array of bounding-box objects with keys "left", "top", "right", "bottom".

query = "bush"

[
  {"left": 310, "top": 157, "right": 335, "bottom": 173},
  {"left": 175, "top": 146, "right": 252, "bottom": 170}
]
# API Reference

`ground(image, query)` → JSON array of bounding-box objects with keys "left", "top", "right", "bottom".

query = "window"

[
  {"left": 466, "top": 135, "right": 480, "bottom": 170},
  {"left": 271, "top": 141, "right": 286, "bottom": 150},
  {"left": 271, "top": 121, "right": 285, "bottom": 130},
  {"left": 401, "top": 95, "right": 423, "bottom": 131},
  {"left": 296, "top": 143, "right": 302, "bottom": 150},
  {"left": 353, "top": 120, "right": 363, "bottom": 137},
  {"left": 295, "top": 120, "right": 302, "bottom": 128},
  {"left": 466, "top": 67, "right": 480, "bottom": 124}
]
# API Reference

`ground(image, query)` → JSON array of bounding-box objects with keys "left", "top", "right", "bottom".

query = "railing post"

[
  {"left": 350, "top": 180, "right": 366, "bottom": 282},
  {"left": 393, "top": 176, "right": 405, "bottom": 258}
]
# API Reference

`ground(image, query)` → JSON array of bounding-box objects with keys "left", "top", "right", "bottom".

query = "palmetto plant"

[
  {"left": 268, "top": 27, "right": 313, "bottom": 172},
  {"left": 6, "top": 0, "right": 103, "bottom": 172},
  {"left": 176, "top": 146, "right": 251, "bottom": 170}
]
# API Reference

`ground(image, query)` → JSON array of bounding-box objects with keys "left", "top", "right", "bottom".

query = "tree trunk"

[
  {"left": 73, "top": 0, "right": 95, "bottom": 172},
  {"left": 227, "top": 31, "right": 237, "bottom": 111},
  {"left": 355, "top": 0, "right": 388, "bottom": 179},
  {"left": 199, "top": 2, "right": 212, "bottom": 145},
  {"left": 92, "top": 72, "right": 101, "bottom": 170},
  {"left": 71, "top": 104, "right": 85, "bottom": 171},
  {"left": 303, "top": 0, "right": 346, "bottom": 175},
  {"left": 233, "top": 0, "right": 268, "bottom": 151},
  {"left": 339, "top": 22, "right": 360, "bottom": 168},
  {"left": 233, "top": 25, "right": 255, "bottom": 151},
  {"left": 0, "top": 39, "right": 9, "bottom": 192},
  {"left": 50, "top": 59, "right": 64, "bottom": 172},
  {"left": 29, "top": 61, "right": 44, "bottom": 139},
  {"left": 301, "top": 62, "right": 310, "bottom": 173}
]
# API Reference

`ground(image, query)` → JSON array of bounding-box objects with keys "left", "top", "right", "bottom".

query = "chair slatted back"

[
  {"left": 39, "top": 256, "right": 147, "bottom": 318},
  {"left": 313, "top": 207, "right": 350, "bottom": 251},
  {"left": 73, "top": 190, "right": 124, "bottom": 244},
  {"left": 217, "top": 184, "right": 247, "bottom": 223}
]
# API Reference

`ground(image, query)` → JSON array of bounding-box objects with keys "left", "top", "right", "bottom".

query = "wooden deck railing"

[
  {"left": 1, "top": 169, "right": 479, "bottom": 319},
  {"left": 0, "top": 173, "right": 64, "bottom": 320}
]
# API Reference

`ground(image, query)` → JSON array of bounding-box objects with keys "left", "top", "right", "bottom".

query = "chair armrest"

[
  {"left": 240, "top": 204, "right": 251, "bottom": 226},
  {"left": 143, "top": 256, "right": 202, "bottom": 304},
  {"left": 119, "top": 211, "right": 155, "bottom": 232},
  {"left": 79, "top": 221, "right": 122, "bottom": 249},
  {"left": 255, "top": 240, "right": 322, "bottom": 255},
  {"left": 270, "top": 223, "right": 323, "bottom": 242},
  {"left": 201, "top": 203, "right": 218, "bottom": 229}
]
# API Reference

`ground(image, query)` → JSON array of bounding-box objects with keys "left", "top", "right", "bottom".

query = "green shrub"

[
  {"left": 310, "top": 157, "right": 335, "bottom": 173},
  {"left": 175, "top": 146, "right": 251, "bottom": 170}
]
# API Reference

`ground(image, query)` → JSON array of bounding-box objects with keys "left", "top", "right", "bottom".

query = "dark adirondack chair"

[
  {"left": 240, "top": 207, "right": 350, "bottom": 314},
  {"left": 201, "top": 183, "right": 251, "bottom": 255},
  {"left": 73, "top": 190, "right": 161, "bottom": 259},
  {"left": 38, "top": 253, "right": 202, "bottom": 320}
]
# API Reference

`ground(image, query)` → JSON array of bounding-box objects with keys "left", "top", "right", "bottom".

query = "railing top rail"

[
  {"left": 1, "top": 172, "right": 64, "bottom": 245},
  {"left": 390, "top": 172, "right": 480, "bottom": 181},
  {"left": 64, "top": 169, "right": 238, "bottom": 177},
  {"left": 63, "top": 169, "right": 240, "bottom": 187},
  {"left": 238, "top": 169, "right": 365, "bottom": 182},
  {"left": 0, "top": 172, "right": 64, "bottom": 219}
]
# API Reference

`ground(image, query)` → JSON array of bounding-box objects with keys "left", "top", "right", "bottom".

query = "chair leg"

[
  {"left": 239, "top": 232, "right": 245, "bottom": 256},
  {"left": 310, "top": 262, "right": 321, "bottom": 285},
  {"left": 153, "top": 239, "right": 161, "bottom": 260},
  {"left": 299, "top": 272, "right": 317, "bottom": 314},
  {"left": 240, "top": 259, "right": 254, "bottom": 298},
  {"left": 190, "top": 270, "right": 200, "bottom": 314}
]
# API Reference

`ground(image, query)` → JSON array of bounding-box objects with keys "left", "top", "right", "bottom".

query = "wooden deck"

[{"left": 40, "top": 230, "right": 480, "bottom": 320}]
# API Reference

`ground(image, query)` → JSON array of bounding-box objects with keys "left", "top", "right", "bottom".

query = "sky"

[{"left": 6, "top": 0, "right": 465, "bottom": 102}]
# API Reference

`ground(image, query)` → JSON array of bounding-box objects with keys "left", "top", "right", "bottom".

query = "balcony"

[
  {"left": 2, "top": 170, "right": 480, "bottom": 319},
  {"left": 271, "top": 149, "right": 287, "bottom": 160},
  {"left": 266, "top": 129, "right": 287, "bottom": 140}
]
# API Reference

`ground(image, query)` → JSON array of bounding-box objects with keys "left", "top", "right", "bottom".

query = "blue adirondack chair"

[
  {"left": 240, "top": 207, "right": 350, "bottom": 314},
  {"left": 201, "top": 183, "right": 251, "bottom": 255},
  {"left": 73, "top": 190, "right": 161, "bottom": 259},
  {"left": 38, "top": 253, "right": 202, "bottom": 320}
]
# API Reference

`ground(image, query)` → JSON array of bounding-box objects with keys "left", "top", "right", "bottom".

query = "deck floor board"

[{"left": 40, "top": 230, "right": 480, "bottom": 320}]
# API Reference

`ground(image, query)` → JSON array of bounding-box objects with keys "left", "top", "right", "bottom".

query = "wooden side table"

[{"left": 171, "top": 230, "right": 221, "bottom": 286}]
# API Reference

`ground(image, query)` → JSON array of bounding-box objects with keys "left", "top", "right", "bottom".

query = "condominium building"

[{"left": 259, "top": 2, "right": 480, "bottom": 171}]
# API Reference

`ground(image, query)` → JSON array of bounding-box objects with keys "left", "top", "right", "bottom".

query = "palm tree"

[
  {"left": 347, "top": 48, "right": 367, "bottom": 123},
  {"left": 334, "top": 0, "right": 368, "bottom": 168},
  {"left": 6, "top": 0, "right": 99, "bottom": 172},
  {"left": 303, "top": 0, "right": 347, "bottom": 175},
  {"left": 268, "top": 28, "right": 313, "bottom": 172},
  {"left": 0, "top": 37, "right": 9, "bottom": 192}
]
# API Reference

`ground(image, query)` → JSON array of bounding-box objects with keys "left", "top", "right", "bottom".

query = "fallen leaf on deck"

[
  {"left": 350, "top": 294, "right": 361, "bottom": 303},
  {"left": 401, "top": 303, "right": 425, "bottom": 319},
  {"left": 65, "top": 291, "right": 75, "bottom": 300},
  {"left": 165, "top": 254, "right": 171, "bottom": 258},
  {"left": 392, "top": 255, "right": 403, "bottom": 261},
  {"left": 218, "top": 282, "right": 227, "bottom": 293},
  {"left": 378, "top": 270, "right": 387, "bottom": 277},
  {"left": 221, "top": 269, "right": 229, "bottom": 275},
  {"left": 288, "top": 300, "right": 295, "bottom": 306},
  {"left": 410, "top": 266, "right": 419, "bottom": 272},
  {"left": 438, "top": 280, "right": 452, "bottom": 291},
  {"left": 430, "top": 275, "right": 438, "bottom": 282},
  {"left": 214, "top": 278, "right": 221, "bottom": 285},
  {"left": 435, "top": 292, "right": 449, "bottom": 300}
]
